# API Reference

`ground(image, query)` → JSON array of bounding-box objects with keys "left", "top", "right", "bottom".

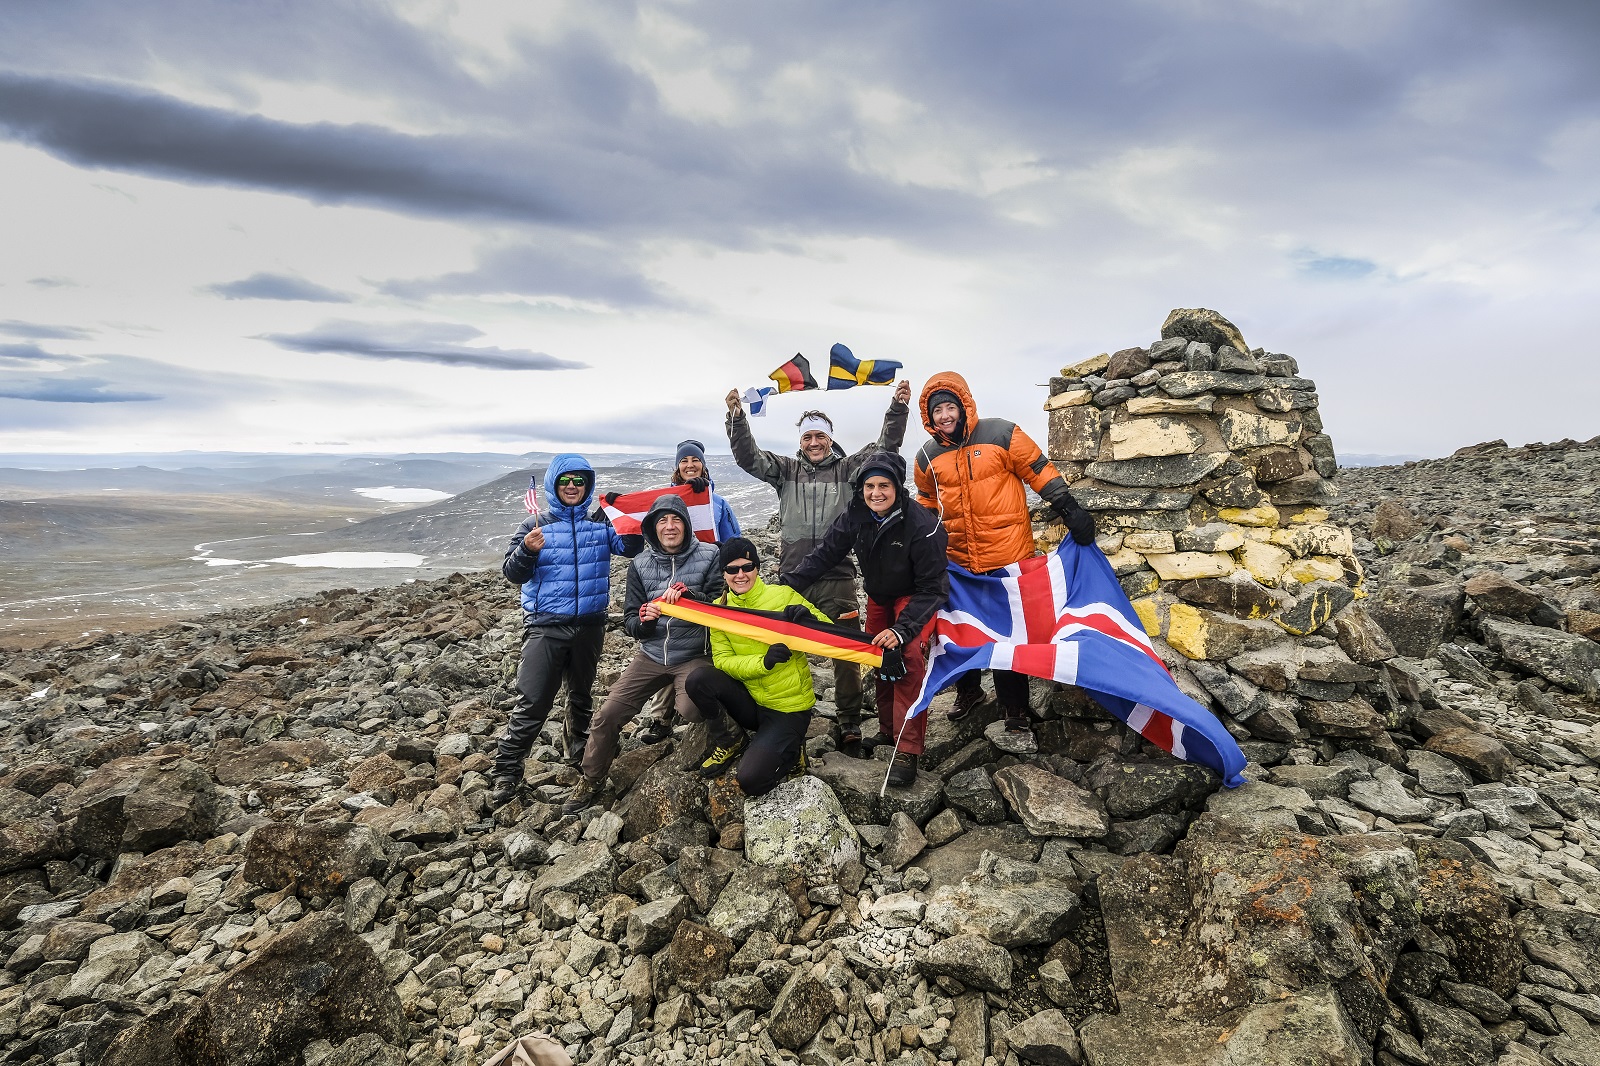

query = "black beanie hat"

[
  {"left": 718, "top": 537, "right": 760, "bottom": 570},
  {"left": 926, "top": 388, "right": 961, "bottom": 420}
]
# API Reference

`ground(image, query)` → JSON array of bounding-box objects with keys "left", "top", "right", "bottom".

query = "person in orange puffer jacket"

[{"left": 912, "top": 371, "right": 1098, "bottom": 735}]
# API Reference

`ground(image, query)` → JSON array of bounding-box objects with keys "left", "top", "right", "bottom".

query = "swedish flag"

[{"left": 826, "top": 343, "right": 901, "bottom": 390}]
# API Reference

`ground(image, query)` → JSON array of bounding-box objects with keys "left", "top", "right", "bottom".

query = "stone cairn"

[{"left": 1042, "top": 308, "right": 1391, "bottom": 748}]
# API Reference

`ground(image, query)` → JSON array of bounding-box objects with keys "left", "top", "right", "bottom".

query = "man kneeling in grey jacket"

[{"left": 564, "top": 494, "right": 724, "bottom": 814}]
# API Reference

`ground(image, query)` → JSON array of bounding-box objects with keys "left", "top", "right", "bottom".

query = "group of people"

[{"left": 491, "top": 372, "right": 1098, "bottom": 811}]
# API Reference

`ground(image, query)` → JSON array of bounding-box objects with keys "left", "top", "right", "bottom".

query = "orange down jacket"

[{"left": 913, "top": 371, "right": 1076, "bottom": 573}]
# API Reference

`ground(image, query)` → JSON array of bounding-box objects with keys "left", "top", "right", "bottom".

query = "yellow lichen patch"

[
  {"left": 1165, "top": 603, "right": 1209, "bottom": 659},
  {"left": 1218, "top": 504, "right": 1280, "bottom": 528},
  {"left": 1286, "top": 556, "right": 1345, "bottom": 583},
  {"left": 1132, "top": 597, "right": 1164, "bottom": 637},
  {"left": 1235, "top": 540, "right": 1291, "bottom": 586},
  {"left": 1062, "top": 353, "right": 1110, "bottom": 377}
]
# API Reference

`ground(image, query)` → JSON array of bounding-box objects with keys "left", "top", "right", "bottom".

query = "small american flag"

[{"left": 523, "top": 475, "right": 540, "bottom": 516}]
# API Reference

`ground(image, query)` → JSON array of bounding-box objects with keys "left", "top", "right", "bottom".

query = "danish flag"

[{"left": 909, "top": 538, "right": 1247, "bottom": 787}]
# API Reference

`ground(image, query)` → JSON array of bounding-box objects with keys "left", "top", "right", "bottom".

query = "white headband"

[{"left": 798, "top": 415, "right": 833, "bottom": 437}]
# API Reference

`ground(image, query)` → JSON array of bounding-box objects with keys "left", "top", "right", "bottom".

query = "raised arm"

[{"left": 725, "top": 388, "right": 790, "bottom": 488}]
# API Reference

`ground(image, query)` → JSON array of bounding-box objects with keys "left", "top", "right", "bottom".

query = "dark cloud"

[
  {"left": 259, "top": 320, "right": 585, "bottom": 371},
  {"left": 202, "top": 272, "right": 351, "bottom": 302},
  {"left": 0, "top": 341, "right": 78, "bottom": 363},
  {"left": 0, "top": 69, "right": 983, "bottom": 246},
  {"left": 0, "top": 320, "right": 96, "bottom": 340},
  {"left": 27, "top": 276, "right": 77, "bottom": 288},
  {"left": 0, "top": 375, "right": 159, "bottom": 402}
]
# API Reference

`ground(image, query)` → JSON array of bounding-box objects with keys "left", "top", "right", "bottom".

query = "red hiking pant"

[{"left": 866, "top": 596, "right": 934, "bottom": 755}]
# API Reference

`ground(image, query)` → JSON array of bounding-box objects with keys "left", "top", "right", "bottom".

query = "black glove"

[
  {"left": 878, "top": 646, "right": 907, "bottom": 683},
  {"left": 782, "top": 604, "right": 813, "bottom": 625},
  {"left": 1060, "top": 504, "right": 1096, "bottom": 546},
  {"left": 763, "top": 644, "right": 791, "bottom": 670},
  {"left": 687, "top": 476, "right": 710, "bottom": 493},
  {"left": 603, "top": 492, "right": 621, "bottom": 507}
]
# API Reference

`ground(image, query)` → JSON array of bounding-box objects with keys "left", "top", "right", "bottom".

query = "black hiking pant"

[
  {"left": 494, "top": 623, "right": 604, "bottom": 779},
  {"left": 685, "top": 666, "right": 812, "bottom": 798}
]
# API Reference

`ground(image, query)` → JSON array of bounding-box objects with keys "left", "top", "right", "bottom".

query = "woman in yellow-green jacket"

[{"left": 686, "top": 537, "right": 830, "bottom": 796}]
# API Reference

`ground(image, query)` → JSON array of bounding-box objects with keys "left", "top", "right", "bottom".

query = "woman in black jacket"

[{"left": 783, "top": 451, "right": 949, "bottom": 786}]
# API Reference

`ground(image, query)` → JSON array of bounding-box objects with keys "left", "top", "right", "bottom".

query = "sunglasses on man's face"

[
  {"left": 723, "top": 562, "right": 756, "bottom": 574},
  {"left": 555, "top": 475, "right": 588, "bottom": 487}
]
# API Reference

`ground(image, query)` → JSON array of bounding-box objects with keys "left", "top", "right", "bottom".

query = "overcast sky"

[{"left": 1, "top": 1, "right": 1596, "bottom": 460}]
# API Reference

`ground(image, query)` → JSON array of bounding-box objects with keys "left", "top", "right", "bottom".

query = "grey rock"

[
  {"left": 1005, "top": 1008, "right": 1081, "bottom": 1065},
  {"left": 1405, "top": 750, "right": 1475, "bottom": 795},
  {"left": 923, "top": 854, "right": 1081, "bottom": 947},
  {"left": 1072, "top": 487, "right": 1194, "bottom": 511},
  {"left": 530, "top": 840, "right": 616, "bottom": 902},
  {"left": 1480, "top": 618, "right": 1600, "bottom": 694},
  {"left": 1347, "top": 776, "right": 1439, "bottom": 822},
  {"left": 743, "top": 774, "right": 859, "bottom": 875},
  {"left": 1157, "top": 371, "right": 1269, "bottom": 397},
  {"left": 707, "top": 863, "right": 800, "bottom": 943},
  {"left": 766, "top": 967, "right": 834, "bottom": 1050},
  {"left": 243, "top": 822, "right": 388, "bottom": 899},
  {"left": 1402, "top": 994, "right": 1494, "bottom": 1066},
  {"left": 667, "top": 920, "right": 734, "bottom": 991},
  {"left": 1438, "top": 980, "right": 1513, "bottom": 1024},
  {"left": 1365, "top": 584, "right": 1466, "bottom": 659},
  {"left": 918, "top": 933, "right": 1013, "bottom": 992},
  {"left": 994, "top": 764, "right": 1109, "bottom": 838},
  {"left": 676, "top": 845, "right": 745, "bottom": 912},
  {"left": 1085, "top": 452, "right": 1227, "bottom": 487},
  {"left": 173, "top": 914, "right": 405, "bottom": 1065},
  {"left": 880, "top": 811, "right": 927, "bottom": 870},
  {"left": 811, "top": 750, "right": 943, "bottom": 826},
  {"left": 623, "top": 894, "right": 689, "bottom": 955}
]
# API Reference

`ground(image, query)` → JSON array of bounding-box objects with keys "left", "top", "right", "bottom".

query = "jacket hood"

[
  {"left": 641, "top": 493, "right": 695, "bottom": 554},
  {"left": 919, "top": 372, "right": 980, "bottom": 444},
  {"left": 543, "top": 452, "right": 595, "bottom": 512},
  {"left": 851, "top": 450, "right": 908, "bottom": 514}
]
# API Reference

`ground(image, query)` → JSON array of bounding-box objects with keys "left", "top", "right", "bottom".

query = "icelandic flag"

[
  {"left": 600, "top": 483, "right": 717, "bottom": 543},
  {"left": 742, "top": 386, "right": 776, "bottom": 417},
  {"left": 908, "top": 538, "right": 1247, "bottom": 787},
  {"left": 826, "top": 342, "right": 902, "bottom": 390}
]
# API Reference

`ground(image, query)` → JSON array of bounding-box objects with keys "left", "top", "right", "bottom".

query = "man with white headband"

[{"left": 723, "top": 379, "right": 911, "bottom": 755}]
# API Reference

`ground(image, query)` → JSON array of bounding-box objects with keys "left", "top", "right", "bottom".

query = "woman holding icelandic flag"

[{"left": 780, "top": 452, "right": 948, "bottom": 787}]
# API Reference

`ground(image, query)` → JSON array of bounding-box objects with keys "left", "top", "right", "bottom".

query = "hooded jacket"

[
  {"left": 624, "top": 494, "right": 726, "bottom": 665},
  {"left": 782, "top": 452, "right": 949, "bottom": 645},
  {"left": 711, "top": 577, "right": 831, "bottom": 714},
  {"left": 503, "top": 453, "right": 629, "bottom": 625},
  {"left": 913, "top": 372, "right": 1081, "bottom": 573},
  {"left": 726, "top": 398, "right": 909, "bottom": 578}
]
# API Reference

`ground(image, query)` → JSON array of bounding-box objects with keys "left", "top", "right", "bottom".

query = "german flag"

[
  {"left": 656, "top": 597, "right": 883, "bottom": 668},
  {"left": 767, "top": 353, "right": 818, "bottom": 394},
  {"left": 826, "top": 342, "right": 901, "bottom": 391}
]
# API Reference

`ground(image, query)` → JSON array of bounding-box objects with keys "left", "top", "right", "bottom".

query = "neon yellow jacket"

[{"left": 712, "top": 577, "right": 831, "bottom": 713}]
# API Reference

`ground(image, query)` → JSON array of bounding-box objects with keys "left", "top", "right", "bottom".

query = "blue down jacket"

[{"left": 503, "top": 453, "right": 627, "bottom": 626}]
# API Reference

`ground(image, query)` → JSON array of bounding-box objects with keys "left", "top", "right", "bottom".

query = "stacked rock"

[{"left": 1044, "top": 308, "right": 1389, "bottom": 748}]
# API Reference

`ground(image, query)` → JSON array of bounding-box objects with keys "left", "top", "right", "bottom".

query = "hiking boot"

[
  {"left": 1005, "top": 709, "right": 1033, "bottom": 733},
  {"left": 838, "top": 730, "right": 864, "bottom": 759},
  {"left": 787, "top": 746, "right": 809, "bottom": 780},
  {"left": 950, "top": 685, "right": 986, "bottom": 721},
  {"left": 561, "top": 776, "right": 603, "bottom": 816},
  {"left": 699, "top": 734, "right": 747, "bottom": 778},
  {"left": 490, "top": 774, "right": 523, "bottom": 809},
  {"left": 886, "top": 752, "right": 918, "bottom": 787},
  {"left": 637, "top": 718, "right": 672, "bottom": 745}
]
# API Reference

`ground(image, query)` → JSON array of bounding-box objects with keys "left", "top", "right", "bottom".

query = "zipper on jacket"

[
  {"left": 662, "top": 552, "right": 678, "bottom": 665},
  {"left": 570, "top": 509, "right": 580, "bottom": 623}
]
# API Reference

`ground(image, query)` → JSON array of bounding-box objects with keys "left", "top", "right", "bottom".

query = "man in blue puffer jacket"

[{"left": 494, "top": 453, "right": 632, "bottom": 807}]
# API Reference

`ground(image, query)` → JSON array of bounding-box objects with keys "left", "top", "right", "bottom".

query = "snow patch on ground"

[
  {"left": 269, "top": 552, "right": 427, "bottom": 568},
  {"left": 354, "top": 486, "right": 453, "bottom": 503}
]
